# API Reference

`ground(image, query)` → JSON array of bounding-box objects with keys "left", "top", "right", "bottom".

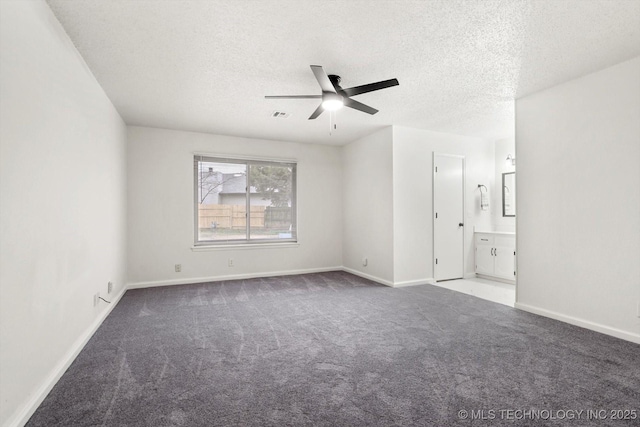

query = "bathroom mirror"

[{"left": 502, "top": 172, "right": 516, "bottom": 217}]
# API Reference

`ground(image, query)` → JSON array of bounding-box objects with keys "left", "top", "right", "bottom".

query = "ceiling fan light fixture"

[
  {"left": 322, "top": 99, "right": 344, "bottom": 111},
  {"left": 321, "top": 93, "right": 344, "bottom": 111}
]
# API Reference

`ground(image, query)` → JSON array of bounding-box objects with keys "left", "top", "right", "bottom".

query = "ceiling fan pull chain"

[{"left": 329, "top": 110, "right": 333, "bottom": 136}]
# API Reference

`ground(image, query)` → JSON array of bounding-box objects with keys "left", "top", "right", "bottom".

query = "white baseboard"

[
  {"left": 129, "top": 267, "right": 435, "bottom": 291},
  {"left": 129, "top": 267, "right": 436, "bottom": 291},
  {"left": 127, "top": 266, "right": 343, "bottom": 290},
  {"left": 340, "top": 267, "right": 433, "bottom": 288},
  {"left": 514, "top": 302, "right": 640, "bottom": 344},
  {"left": 9, "top": 287, "right": 127, "bottom": 427},
  {"left": 340, "top": 267, "right": 394, "bottom": 287}
]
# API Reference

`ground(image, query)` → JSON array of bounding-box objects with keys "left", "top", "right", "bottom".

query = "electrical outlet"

[
  {"left": 93, "top": 292, "right": 99, "bottom": 307},
  {"left": 228, "top": 258, "right": 234, "bottom": 267},
  {"left": 175, "top": 264, "right": 182, "bottom": 273},
  {"left": 362, "top": 257, "right": 368, "bottom": 267},
  {"left": 107, "top": 281, "right": 113, "bottom": 294}
]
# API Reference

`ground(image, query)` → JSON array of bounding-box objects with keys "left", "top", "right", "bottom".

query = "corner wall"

[
  {"left": 515, "top": 57, "right": 640, "bottom": 342},
  {"left": 126, "top": 126, "right": 343, "bottom": 286},
  {"left": 341, "top": 128, "right": 394, "bottom": 284},
  {"left": 0, "top": 1, "right": 128, "bottom": 425}
]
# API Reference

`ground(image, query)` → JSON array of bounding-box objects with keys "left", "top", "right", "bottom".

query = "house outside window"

[{"left": 194, "top": 155, "right": 297, "bottom": 245}]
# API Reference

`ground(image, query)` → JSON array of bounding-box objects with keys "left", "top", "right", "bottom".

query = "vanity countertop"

[{"left": 474, "top": 231, "right": 516, "bottom": 236}]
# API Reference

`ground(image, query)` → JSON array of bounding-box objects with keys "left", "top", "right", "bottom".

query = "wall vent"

[{"left": 271, "top": 111, "right": 291, "bottom": 118}]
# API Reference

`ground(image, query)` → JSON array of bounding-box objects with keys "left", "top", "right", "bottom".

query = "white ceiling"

[{"left": 46, "top": 0, "right": 640, "bottom": 146}]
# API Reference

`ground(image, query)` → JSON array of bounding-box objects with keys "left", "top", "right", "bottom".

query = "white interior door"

[{"left": 434, "top": 154, "right": 464, "bottom": 281}]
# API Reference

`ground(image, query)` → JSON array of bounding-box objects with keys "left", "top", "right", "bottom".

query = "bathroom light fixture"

[{"left": 506, "top": 154, "right": 516, "bottom": 166}]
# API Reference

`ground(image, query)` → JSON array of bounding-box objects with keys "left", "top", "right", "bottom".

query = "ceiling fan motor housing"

[{"left": 328, "top": 74, "right": 342, "bottom": 90}]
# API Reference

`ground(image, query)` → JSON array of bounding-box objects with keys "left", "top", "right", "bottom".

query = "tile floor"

[{"left": 431, "top": 276, "right": 516, "bottom": 307}]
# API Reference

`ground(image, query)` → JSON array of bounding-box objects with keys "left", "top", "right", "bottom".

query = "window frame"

[{"left": 193, "top": 154, "right": 297, "bottom": 246}]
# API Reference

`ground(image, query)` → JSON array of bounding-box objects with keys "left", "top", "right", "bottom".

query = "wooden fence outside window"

[{"left": 198, "top": 205, "right": 291, "bottom": 229}]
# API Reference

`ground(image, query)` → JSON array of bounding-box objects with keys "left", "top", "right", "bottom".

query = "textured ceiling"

[{"left": 46, "top": 0, "right": 640, "bottom": 145}]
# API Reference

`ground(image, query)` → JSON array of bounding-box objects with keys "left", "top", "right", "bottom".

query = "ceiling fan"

[{"left": 265, "top": 65, "right": 399, "bottom": 120}]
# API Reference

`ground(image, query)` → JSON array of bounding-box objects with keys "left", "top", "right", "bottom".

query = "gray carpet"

[{"left": 27, "top": 271, "right": 639, "bottom": 426}]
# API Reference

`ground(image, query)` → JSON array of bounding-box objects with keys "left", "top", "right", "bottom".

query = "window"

[{"left": 194, "top": 155, "right": 297, "bottom": 245}]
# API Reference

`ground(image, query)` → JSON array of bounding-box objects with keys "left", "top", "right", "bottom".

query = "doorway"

[{"left": 433, "top": 153, "right": 465, "bottom": 281}]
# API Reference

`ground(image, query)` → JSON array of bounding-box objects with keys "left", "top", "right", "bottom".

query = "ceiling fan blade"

[
  {"left": 341, "top": 78, "right": 399, "bottom": 97},
  {"left": 308, "top": 103, "right": 324, "bottom": 120},
  {"left": 265, "top": 95, "right": 322, "bottom": 99},
  {"left": 344, "top": 98, "right": 378, "bottom": 115},
  {"left": 310, "top": 65, "right": 337, "bottom": 93}
]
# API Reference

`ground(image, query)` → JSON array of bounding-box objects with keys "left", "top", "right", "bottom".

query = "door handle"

[
  {"left": 491, "top": 248, "right": 495, "bottom": 256},
  {"left": 458, "top": 223, "right": 464, "bottom": 227}
]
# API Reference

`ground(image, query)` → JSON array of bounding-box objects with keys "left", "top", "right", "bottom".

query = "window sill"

[{"left": 191, "top": 242, "right": 299, "bottom": 251}]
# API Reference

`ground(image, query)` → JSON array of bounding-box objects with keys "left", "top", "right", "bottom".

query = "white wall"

[
  {"left": 392, "top": 127, "right": 494, "bottom": 284},
  {"left": 127, "top": 126, "right": 342, "bottom": 285},
  {"left": 341, "top": 128, "right": 395, "bottom": 284},
  {"left": 0, "top": 2, "right": 127, "bottom": 425},
  {"left": 516, "top": 57, "right": 640, "bottom": 342},
  {"left": 493, "top": 137, "right": 516, "bottom": 232}
]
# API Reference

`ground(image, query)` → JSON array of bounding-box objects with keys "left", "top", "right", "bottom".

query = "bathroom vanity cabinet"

[{"left": 475, "top": 232, "right": 516, "bottom": 283}]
